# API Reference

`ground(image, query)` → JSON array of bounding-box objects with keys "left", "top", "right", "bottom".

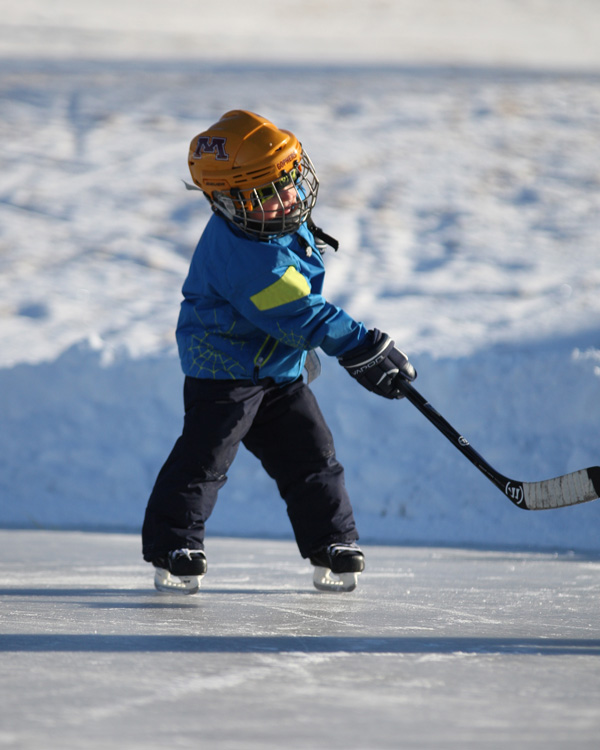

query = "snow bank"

[{"left": 1, "top": 334, "right": 599, "bottom": 551}]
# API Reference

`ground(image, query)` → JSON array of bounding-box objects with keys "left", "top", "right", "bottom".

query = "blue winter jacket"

[{"left": 176, "top": 214, "right": 369, "bottom": 383}]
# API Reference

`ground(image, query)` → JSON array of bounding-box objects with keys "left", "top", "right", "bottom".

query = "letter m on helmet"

[{"left": 193, "top": 136, "right": 229, "bottom": 161}]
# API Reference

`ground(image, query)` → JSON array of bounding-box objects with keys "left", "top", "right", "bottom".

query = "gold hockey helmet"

[{"left": 188, "top": 110, "right": 319, "bottom": 239}]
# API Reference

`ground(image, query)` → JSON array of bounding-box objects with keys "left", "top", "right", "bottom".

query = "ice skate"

[
  {"left": 152, "top": 548, "right": 207, "bottom": 594},
  {"left": 309, "top": 542, "right": 365, "bottom": 592}
]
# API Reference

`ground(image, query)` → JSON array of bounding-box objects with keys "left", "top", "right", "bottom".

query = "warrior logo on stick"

[{"left": 505, "top": 481, "right": 525, "bottom": 505}]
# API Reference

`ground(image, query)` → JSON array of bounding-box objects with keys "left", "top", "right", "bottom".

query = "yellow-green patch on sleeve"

[{"left": 250, "top": 266, "right": 311, "bottom": 311}]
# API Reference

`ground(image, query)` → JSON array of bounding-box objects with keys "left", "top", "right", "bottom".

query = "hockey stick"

[{"left": 395, "top": 379, "right": 600, "bottom": 510}]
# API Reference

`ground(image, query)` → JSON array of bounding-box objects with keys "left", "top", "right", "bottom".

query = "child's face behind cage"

[{"left": 247, "top": 173, "right": 300, "bottom": 221}]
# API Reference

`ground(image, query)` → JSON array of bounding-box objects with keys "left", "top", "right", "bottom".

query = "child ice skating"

[{"left": 141, "top": 110, "right": 416, "bottom": 593}]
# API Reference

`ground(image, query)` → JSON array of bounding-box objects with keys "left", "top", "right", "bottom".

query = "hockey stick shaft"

[{"left": 395, "top": 379, "right": 600, "bottom": 510}]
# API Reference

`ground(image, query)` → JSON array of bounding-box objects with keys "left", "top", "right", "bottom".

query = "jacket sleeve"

[{"left": 220, "top": 245, "right": 368, "bottom": 358}]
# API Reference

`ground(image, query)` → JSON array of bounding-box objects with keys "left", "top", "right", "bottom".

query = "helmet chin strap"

[{"left": 306, "top": 217, "right": 339, "bottom": 252}]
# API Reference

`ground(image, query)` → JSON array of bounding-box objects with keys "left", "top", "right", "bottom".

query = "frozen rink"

[{"left": 1, "top": 530, "right": 599, "bottom": 749}]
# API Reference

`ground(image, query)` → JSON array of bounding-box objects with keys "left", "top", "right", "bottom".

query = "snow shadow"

[{"left": 1, "top": 633, "right": 599, "bottom": 656}]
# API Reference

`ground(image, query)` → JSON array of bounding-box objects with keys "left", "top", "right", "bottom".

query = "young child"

[{"left": 141, "top": 110, "right": 416, "bottom": 593}]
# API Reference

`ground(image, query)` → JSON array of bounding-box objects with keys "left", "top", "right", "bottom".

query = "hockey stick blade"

[{"left": 395, "top": 379, "right": 600, "bottom": 510}]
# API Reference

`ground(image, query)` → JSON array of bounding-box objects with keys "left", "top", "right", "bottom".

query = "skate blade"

[
  {"left": 312, "top": 566, "right": 359, "bottom": 593},
  {"left": 154, "top": 567, "right": 203, "bottom": 595}
]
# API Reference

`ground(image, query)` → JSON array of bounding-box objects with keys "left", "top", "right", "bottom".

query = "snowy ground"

[{"left": 1, "top": 530, "right": 600, "bottom": 750}]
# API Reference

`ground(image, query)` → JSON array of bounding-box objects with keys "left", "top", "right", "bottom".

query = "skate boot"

[
  {"left": 309, "top": 542, "right": 365, "bottom": 592},
  {"left": 152, "top": 548, "right": 207, "bottom": 594}
]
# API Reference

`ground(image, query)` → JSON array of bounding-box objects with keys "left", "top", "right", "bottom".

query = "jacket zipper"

[{"left": 253, "top": 335, "right": 279, "bottom": 383}]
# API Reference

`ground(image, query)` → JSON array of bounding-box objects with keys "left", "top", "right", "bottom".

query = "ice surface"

[{"left": 1, "top": 530, "right": 599, "bottom": 749}]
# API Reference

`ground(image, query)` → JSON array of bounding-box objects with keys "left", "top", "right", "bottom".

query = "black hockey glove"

[{"left": 339, "top": 329, "right": 416, "bottom": 399}]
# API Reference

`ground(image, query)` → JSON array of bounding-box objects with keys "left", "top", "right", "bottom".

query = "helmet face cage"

[{"left": 213, "top": 150, "right": 319, "bottom": 240}]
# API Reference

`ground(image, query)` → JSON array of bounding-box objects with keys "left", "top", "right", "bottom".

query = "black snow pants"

[{"left": 141, "top": 376, "right": 358, "bottom": 562}]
